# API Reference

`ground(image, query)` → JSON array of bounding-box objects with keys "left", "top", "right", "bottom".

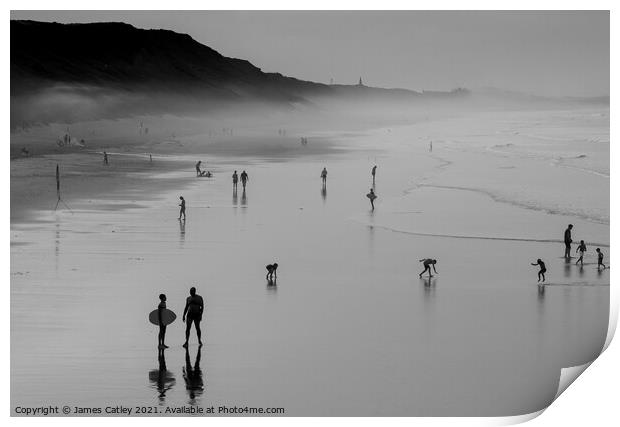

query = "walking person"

[
  {"left": 564, "top": 224, "right": 573, "bottom": 258},
  {"left": 157, "top": 294, "right": 169, "bottom": 349},
  {"left": 321, "top": 167, "right": 327, "bottom": 185},
  {"left": 575, "top": 240, "right": 587, "bottom": 266},
  {"left": 103, "top": 151, "right": 109, "bottom": 165},
  {"left": 178, "top": 196, "right": 186, "bottom": 220},
  {"left": 419, "top": 258, "right": 438, "bottom": 278},
  {"left": 596, "top": 248, "right": 606, "bottom": 270},
  {"left": 531, "top": 259, "right": 547, "bottom": 282},
  {"left": 232, "top": 170, "right": 238, "bottom": 191},
  {"left": 182, "top": 287, "right": 204, "bottom": 348},
  {"left": 366, "top": 188, "right": 377, "bottom": 210},
  {"left": 240, "top": 170, "right": 249, "bottom": 190}
]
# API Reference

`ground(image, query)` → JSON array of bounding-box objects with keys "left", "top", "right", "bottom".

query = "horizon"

[{"left": 10, "top": 11, "right": 610, "bottom": 98}]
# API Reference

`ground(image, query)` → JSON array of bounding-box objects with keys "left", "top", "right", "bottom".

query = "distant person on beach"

[
  {"left": 576, "top": 240, "right": 587, "bottom": 266},
  {"left": 564, "top": 224, "right": 573, "bottom": 258},
  {"left": 321, "top": 168, "right": 328, "bottom": 185},
  {"left": 157, "top": 294, "right": 169, "bottom": 349},
  {"left": 531, "top": 259, "right": 547, "bottom": 282},
  {"left": 149, "top": 154, "right": 153, "bottom": 163},
  {"left": 232, "top": 171, "right": 238, "bottom": 190},
  {"left": 266, "top": 263, "right": 279, "bottom": 280},
  {"left": 240, "top": 170, "right": 249, "bottom": 190},
  {"left": 183, "top": 287, "right": 204, "bottom": 348},
  {"left": 596, "top": 248, "right": 606, "bottom": 270},
  {"left": 371, "top": 165, "right": 377, "bottom": 184},
  {"left": 103, "top": 151, "right": 109, "bottom": 165},
  {"left": 367, "top": 188, "right": 377, "bottom": 210},
  {"left": 419, "top": 259, "right": 438, "bottom": 278},
  {"left": 178, "top": 196, "right": 186, "bottom": 220},
  {"left": 195, "top": 161, "right": 202, "bottom": 177},
  {"left": 430, "top": 141, "right": 433, "bottom": 152}
]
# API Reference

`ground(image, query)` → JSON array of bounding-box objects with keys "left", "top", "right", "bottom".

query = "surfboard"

[
  {"left": 366, "top": 193, "right": 377, "bottom": 200},
  {"left": 149, "top": 308, "right": 177, "bottom": 326}
]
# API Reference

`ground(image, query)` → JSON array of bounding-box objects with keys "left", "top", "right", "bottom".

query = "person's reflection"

[
  {"left": 321, "top": 182, "right": 327, "bottom": 202},
  {"left": 422, "top": 277, "right": 436, "bottom": 298},
  {"left": 537, "top": 283, "right": 545, "bottom": 299},
  {"left": 267, "top": 277, "right": 277, "bottom": 290},
  {"left": 241, "top": 189, "right": 247, "bottom": 207},
  {"left": 148, "top": 348, "right": 175, "bottom": 403},
  {"left": 55, "top": 222, "right": 60, "bottom": 275},
  {"left": 232, "top": 187, "right": 238, "bottom": 206},
  {"left": 578, "top": 264, "right": 585, "bottom": 278},
  {"left": 564, "top": 257, "right": 571, "bottom": 278},
  {"left": 183, "top": 345, "right": 204, "bottom": 404},
  {"left": 179, "top": 218, "right": 186, "bottom": 245}
]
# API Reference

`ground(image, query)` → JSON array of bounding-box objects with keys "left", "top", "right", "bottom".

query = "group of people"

[
  {"left": 157, "top": 287, "right": 204, "bottom": 349},
  {"left": 530, "top": 223, "right": 607, "bottom": 283}
]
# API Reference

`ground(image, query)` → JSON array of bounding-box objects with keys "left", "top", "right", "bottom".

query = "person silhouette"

[
  {"left": 564, "top": 224, "right": 573, "bottom": 258},
  {"left": 531, "top": 259, "right": 547, "bottom": 282},
  {"left": 232, "top": 170, "right": 238, "bottom": 191},
  {"left": 178, "top": 196, "right": 186, "bottom": 220},
  {"left": 419, "top": 259, "right": 438, "bottom": 278},
  {"left": 596, "top": 248, "right": 606, "bottom": 270},
  {"left": 182, "top": 287, "right": 204, "bottom": 348},
  {"left": 183, "top": 346, "right": 204, "bottom": 402},
  {"left": 103, "top": 151, "right": 109, "bottom": 165},
  {"left": 371, "top": 165, "right": 377, "bottom": 184},
  {"left": 157, "top": 294, "right": 169, "bottom": 349},
  {"left": 240, "top": 170, "right": 249, "bottom": 190},
  {"left": 195, "top": 161, "right": 202, "bottom": 177},
  {"left": 266, "top": 263, "right": 279, "bottom": 280},
  {"left": 321, "top": 168, "right": 327, "bottom": 185},
  {"left": 575, "top": 240, "right": 587, "bottom": 266},
  {"left": 367, "top": 188, "right": 377, "bottom": 210}
]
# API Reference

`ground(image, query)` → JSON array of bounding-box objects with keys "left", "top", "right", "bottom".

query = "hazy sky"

[{"left": 11, "top": 10, "right": 610, "bottom": 97}]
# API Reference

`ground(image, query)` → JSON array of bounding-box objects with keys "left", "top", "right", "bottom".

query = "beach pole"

[{"left": 54, "top": 164, "right": 73, "bottom": 213}]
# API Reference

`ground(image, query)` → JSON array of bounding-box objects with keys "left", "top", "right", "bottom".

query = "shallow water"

[{"left": 11, "top": 107, "right": 609, "bottom": 416}]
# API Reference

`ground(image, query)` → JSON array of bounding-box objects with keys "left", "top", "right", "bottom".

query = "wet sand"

[{"left": 11, "top": 107, "right": 609, "bottom": 416}]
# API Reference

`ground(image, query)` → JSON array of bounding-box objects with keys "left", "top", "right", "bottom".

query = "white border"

[{"left": 3, "top": 1, "right": 616, "bottom": 426}]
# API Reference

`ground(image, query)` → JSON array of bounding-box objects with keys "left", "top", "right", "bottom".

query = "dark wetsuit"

[
  {"left": 179, "top": 199, "right": 186, "bottom": 219},
  {"left": 564, "top": 228, "right": 572, "bottom": 257}
]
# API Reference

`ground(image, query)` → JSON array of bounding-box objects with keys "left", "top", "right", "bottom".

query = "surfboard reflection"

[
  {"left": 183, "top": 346, "right": 204, "bottom": 404},
  {"left": 148, "top": 348, "right": 176, "bottom": 403}
]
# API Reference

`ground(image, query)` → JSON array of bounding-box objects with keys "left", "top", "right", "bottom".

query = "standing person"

[
  {"left": 157, "top": 294, "right": 169, "bottom": 349},
  {"left": 178, "top": 196, "right": 186, "bottom": 220},
  {"left": 371, "top": 165, "right": 377, "bottom": 184},
  {"left": 564, "top": 224, "right": 573, "bottom": 258},
  {"left": 419, "top": 259, "right": 438, "bottom": 278},
  {"left": 596, "top": 248, "right": 606, "bottom": 270},
  {"left": 531, "top": 259, "right": 547, "bottom": 282},
  {"left": 321, "top": 167, "right": 328, "bottom": 185},
  {"left": 195, "top": 161, "right": 202, "bottom": 177},
  {"left": 103, "top": 151, "right": 109, "bottom": 165},
  {"left": 430, "top": 141, "right": 433, "bottom": 152},
  {"left": 575, "top": 240, "right": 587, "bottom": 266},
  {"left": 182, "top": 287, "right": 204, "bottom": 348},
  {"left": 240, "top": 170, "right": 249, "bottom": 190},
  {"left": 366, "top": 188, "right": 377, "bottom": 210},
  {"left": 232, "top": 171, "right": 238, "bottom": 191}
]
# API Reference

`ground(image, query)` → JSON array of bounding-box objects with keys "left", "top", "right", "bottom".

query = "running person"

[
  {"left": 240, "top": 170, "right": 249, "bottom": 190},
  {"left": 576, "top": 240, "right": 587, "bottom": 266},
  {"left": 531, "top": 259, "right": 547, "bottom": 282},
  {"left": 178, "top": 196, "right": 186, "bottom": 220},
  {"left": 182, "top": 287, "right": 204, "bottom": 348},
  {"left": 419, "top": 259, "right": 438, "bottom": 278}
]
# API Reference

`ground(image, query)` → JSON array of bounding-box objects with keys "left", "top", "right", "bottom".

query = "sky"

[{"left": 10, "top": 10, "right": 610, "bottom": 97}]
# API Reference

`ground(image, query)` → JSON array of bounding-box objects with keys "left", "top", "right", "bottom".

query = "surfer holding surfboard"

[{"left": 366, "top": 188, "right": 377, "bottom": 210}]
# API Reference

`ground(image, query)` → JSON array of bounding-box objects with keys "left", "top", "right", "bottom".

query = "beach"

[{"left": 10, "top": 106, "right": 609, "bottom": 416}]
